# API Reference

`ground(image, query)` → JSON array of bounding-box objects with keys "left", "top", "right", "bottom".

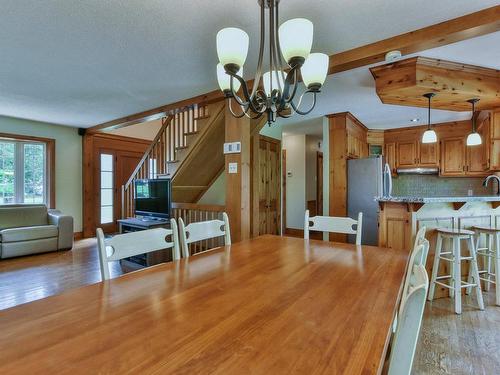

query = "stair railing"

[{"left": 121, "top": 103, "right": 209, "bottom": 219}]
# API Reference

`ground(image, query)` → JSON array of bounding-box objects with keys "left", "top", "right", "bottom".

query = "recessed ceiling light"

[{"left": 411, "top": 118, "right": 420, "bottom": 122}]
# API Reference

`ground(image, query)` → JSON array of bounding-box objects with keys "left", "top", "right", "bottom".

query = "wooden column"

[
  {"left": 225, "top": 106, "right": 251, "bottom": 242},
  {"left": 329, "top": 114, "right": 348, "bottom": 242}
]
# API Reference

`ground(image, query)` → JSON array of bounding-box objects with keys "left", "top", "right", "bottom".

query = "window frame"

[{"left": 0, "top": 133, "right": 55, "bottom": 208}]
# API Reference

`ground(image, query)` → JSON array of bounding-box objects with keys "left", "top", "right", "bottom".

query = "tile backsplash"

[{"left": 392, "top": 175, "right": 493, "bottom": 197}]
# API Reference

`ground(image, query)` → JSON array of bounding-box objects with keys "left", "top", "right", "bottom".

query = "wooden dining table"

[{"left": 0, "top": 235, "right": 409, "bottom": 374}]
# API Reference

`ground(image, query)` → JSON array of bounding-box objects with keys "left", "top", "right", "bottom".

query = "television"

[{"left": 134, "top": 179, "right": 172, "bottom": 219}]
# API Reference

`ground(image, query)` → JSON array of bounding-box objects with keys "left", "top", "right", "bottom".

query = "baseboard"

[{"left": 74, "top": 232, "right": 83, "bottom": 240}]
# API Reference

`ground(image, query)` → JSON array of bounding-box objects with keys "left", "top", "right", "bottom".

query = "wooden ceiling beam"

[{"left": 88, "top": 5, "right": 500, "bottom": 133}]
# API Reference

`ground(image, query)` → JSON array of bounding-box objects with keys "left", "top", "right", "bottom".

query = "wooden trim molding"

[
  {"left": 0, "top": 132, "right": 56, "bottom": 209},
  {"left": 86, "top": 5, "right": 500, "bottom": 133}
]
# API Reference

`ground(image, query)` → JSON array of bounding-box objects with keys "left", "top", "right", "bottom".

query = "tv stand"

[{"left": 118, "top": 217, "right": 169, "bottom": 232}]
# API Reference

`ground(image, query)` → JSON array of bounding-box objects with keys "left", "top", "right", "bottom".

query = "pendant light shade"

[
  {"left": 301, "top": 53, "right": 329, "bottom": 89},
  {"left": 279, "top": 18, "right": 313, "bottom": 64},
  {"left": 421, "top": 93, "right": 437, "bottom": 144},
  {"left": 216, "top": 28, "right": 249, "bottom": 69},
  {"left": 263, "top": 71, "right": 285, "bottom": 96},
  {"left": 466, "top": 98, "right": 481, "bottom": 146},
  {"left": 422, "top": 129, "right": 437, "bottom": 143},
  {"left": 217, "top": 63, "right": 242, "bottom": 92}
]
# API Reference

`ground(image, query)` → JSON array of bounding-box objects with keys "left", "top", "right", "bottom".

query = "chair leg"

[
  {"left": 449, "top": 238, "right": 455, "bottom": 299},
  {"left": 468, "top": 236, "right": 484, "bottom": 311},
  {"left": 453, "top": 237, "right": 462, "bottom": 314},
  {"left": 466, "top": 234, "right": 479, "bottom": 295},
  {"left": 485, "top": 234, "right": 493, "bottom": 292},
  {"left": 428, "top": 233, "right": 442, "bottom": 301},
  {"left": 495, "top": 233, "right": 500, "bottom": 307}
]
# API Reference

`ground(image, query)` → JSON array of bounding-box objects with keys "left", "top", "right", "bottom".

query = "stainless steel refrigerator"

[{"left": 347, "top": 156, "right": 391, "bottom": 246}]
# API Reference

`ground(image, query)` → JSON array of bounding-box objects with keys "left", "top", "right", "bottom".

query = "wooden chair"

[
  {"left": 304, "top": 210, "right": 363, "bottom": 245},
  {"left": 178, "top": 212, "right": 231, "bottom": 258},
  {"left": 96, "top": 219, "right": 180, "bottom": 281},
  {"left": 388, "top": 264, "right": 429, "bottom": 375}
]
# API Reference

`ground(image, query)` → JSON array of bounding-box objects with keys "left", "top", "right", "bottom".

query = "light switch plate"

[
  {"left": 228, "top": 162, "right": 238, "bottom": 174},
  {"left": 223, "top": 142, "right": 241, "bottom": 154}
]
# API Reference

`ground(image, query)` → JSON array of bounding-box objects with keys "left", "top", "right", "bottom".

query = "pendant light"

[
  {"left": 466, "top": 98, "right": 481, "bottom": 146},
  {"left": 421, "top": 93, "right": 437, "bottom": 143}
]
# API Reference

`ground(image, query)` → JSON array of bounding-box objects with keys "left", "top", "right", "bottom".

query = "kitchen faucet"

[{"left": 483, "top": 175, "right": 500, "bottom": 195}]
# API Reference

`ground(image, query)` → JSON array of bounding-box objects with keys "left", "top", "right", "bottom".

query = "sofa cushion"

[
  {"left": 0, "top": 225, "right": 58, "bottom": 243},
  {"left": 0, "top": 205, "right": 48, "bottom": 229}
]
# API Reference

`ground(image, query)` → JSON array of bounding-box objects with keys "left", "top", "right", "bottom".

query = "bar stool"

[
  {"left": 469, "top": 225, "right": 500, "bottom": 306},
  {"left": 428, "top": 228, "right": 484, "bottom": 314}
]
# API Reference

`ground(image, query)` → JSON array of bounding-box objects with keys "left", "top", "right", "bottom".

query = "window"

[
  {"left": 0, "top": 135, "right": 52, "bottom": 205},
  {"left": 100, "top": 154, "right": 114, "bottom": 224}
]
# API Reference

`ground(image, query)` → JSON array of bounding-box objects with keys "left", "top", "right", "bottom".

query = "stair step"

[
  {"left": 184, "top": 131, "right": 199, "bottom": 136},
  {"left": 176, "top": 145, "right": 189, "bottom": 150},
  {"left": 196, "top": 114, "right": 210, "bottom": 120},
  {"left": 166, "top": 160, "right": 180, "bottom": 164}
]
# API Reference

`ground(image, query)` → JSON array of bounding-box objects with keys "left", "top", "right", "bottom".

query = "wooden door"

[
  {"left": 397, "top": 141, "right": 418, "bottom": 168},
  {"left": 316, "top": 152, "right": 323, "bottom": 216},
  {"left": 419, "top": 141, "right": 439, "bottom": 167},
  {"left": 258, "top": 136, "right": 281, "bottom": 235},
  {"left": 384, "top": 142, "right": 396, "bottom": 175},
  {"left": 440, "top": 137, "right": 465, "bottom": 176}
]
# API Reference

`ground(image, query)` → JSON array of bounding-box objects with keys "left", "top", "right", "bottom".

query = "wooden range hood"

[{"left": 370, "top": 57, "right": 500, "bottom": 111}]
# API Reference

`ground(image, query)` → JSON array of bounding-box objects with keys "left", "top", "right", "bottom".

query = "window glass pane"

[
  {"left": 0, "top": 142, "right": 15, "bottom": 204},
  {"left": 100, "top": 153, "right": 114, "bottom": 224},
  {"left": 23, "top": 143, "right": 45, "bottom": 204},
  {"left": 101, "top": 154, "right": 113, "bottom": 172},
  {"left": 100, "top": 206, "right": 113, "bottom": 224},
  {"left": 101, "top": 171, "right": 113, "bottom": 189},
  {"left": 101, "top": 189, "right": 113, "bottom": 206}
]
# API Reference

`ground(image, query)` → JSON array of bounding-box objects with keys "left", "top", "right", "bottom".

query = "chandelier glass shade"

[{"left": 215, "top": 0, "right": 328, "bottom": 124}]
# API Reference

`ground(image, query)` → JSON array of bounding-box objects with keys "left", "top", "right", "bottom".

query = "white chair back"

[
  {"left": 414, "top": 226, "right": 430, "bottom": 265},
  {"left": 388, "top": 264, "right": 429, "bottom": 375},
  {"left": 178, "top": 212, "right": 231, "bottom": 258},
  {"left": 304, "top": 210, "right": 363, "bottom": 245},
  {"left": 96, "top": 219, "right": 180, "bottom": 281}
]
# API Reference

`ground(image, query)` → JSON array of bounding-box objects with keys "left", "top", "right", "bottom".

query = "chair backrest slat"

[
  {"left": 388, "top": 264, "right": 429, "bottom": 375},
  {"left": 304, "top": 210, "right": 363, "bottom": 245},
  {"left": 179, "top": 212, "right": 231, "bottom": 257},
  {"left": 96, "top": 219, "right": 180, "bottom": 281}
]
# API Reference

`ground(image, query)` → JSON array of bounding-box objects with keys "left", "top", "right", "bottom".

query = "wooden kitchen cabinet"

[
  {"left": 384, "top": 142, "right": 396, "bottom": 174},
  {"left": 490, "top": 110, "right": 500, "bottom": 171},
  {"left": 397, "top": 141, "right": 418, "bottom": 168},
  {"left": 440, "top": 137, "right": 466, "bottom": 176},
  {"left": 419, "top": 142, "right": 439, "bottom": 167}
]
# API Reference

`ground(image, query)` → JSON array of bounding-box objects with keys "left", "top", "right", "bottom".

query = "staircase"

[{"left": 121, "top": 100, "right": 226, "bottom": 219}]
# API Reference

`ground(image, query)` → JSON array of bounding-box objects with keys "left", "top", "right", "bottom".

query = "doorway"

[{"left": 257, "top": 136, "right": 281, "bottom": 235}]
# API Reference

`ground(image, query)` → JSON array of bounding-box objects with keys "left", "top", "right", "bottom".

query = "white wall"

[
  {"left": 108, "top": 119, "right": 162, "bottom": 140},
  {"left": 0, "top": 116, "right": 83, "bottom": 232},
  {"left": 283, "top": 133, "right": 306, "bottom": 229},
  {"left": 322, "top": 117, "right": 330, "bottom": 241}
]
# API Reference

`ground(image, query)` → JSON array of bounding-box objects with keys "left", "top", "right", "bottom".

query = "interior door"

[{"left": 258, "top": 136, "right": 281, "bottom": 235}]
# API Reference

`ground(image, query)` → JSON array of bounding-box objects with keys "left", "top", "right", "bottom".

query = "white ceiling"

[{"left": 0, "top": 0, "right": 498, "bottom": 128}]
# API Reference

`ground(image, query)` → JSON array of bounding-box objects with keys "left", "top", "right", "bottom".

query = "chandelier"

[{"left": 216, "top": 0, "right": 328, "bottom": 125}]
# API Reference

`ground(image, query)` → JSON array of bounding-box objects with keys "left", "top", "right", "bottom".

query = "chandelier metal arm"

[
  {"left": 250, "top": 1, "right": 266, "bottom": 100},
  {"left": 274, "top": 1, "right": 288, "bottom": 85},
  {"left": 289, "top": 90, "right": 318, "bottom": 116}
]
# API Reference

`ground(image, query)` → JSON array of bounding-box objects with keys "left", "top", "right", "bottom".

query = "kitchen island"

[{"left": 377, "top": 196, "right": 500, "bottom": 298}]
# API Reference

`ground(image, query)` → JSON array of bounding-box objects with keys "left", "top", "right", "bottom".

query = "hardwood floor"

[
  {"left": 413, "top": 292, "right": 500, "bottom": 375},
  {"left": 0, "top": 239, "right": 498, "bottom": 373},
  {"left": 0, "top": 238, "right": 122, "bottom": 310}
]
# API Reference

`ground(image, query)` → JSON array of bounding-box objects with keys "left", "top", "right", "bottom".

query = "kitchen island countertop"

[{"left": 375, "top": 195, "right": 500, "bottom": 203}]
